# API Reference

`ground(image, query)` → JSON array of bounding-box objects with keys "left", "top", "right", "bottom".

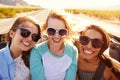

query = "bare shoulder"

[{"left": 104, "top": 66, "right": 118, "bottom": 80}]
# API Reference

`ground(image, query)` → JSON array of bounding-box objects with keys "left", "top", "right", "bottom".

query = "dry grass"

[
  {"left": 65, "top": 9, "right": 120, "bottom": 22},
  {"left": 0, "top": 7, "right": 43, "bottom": 18}
]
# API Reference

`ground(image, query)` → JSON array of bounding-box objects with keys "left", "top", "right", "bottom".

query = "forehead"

[
  {"left": 47, "top": 18, "right": 66, "bottom": 29},
  {"left": 84, "top": 29, "right": 103, "bottom": 39},
  {"left": 21, "top": 21, "right": 36, "bottom": 28},
  {"left": 20, "top": 21, "right": 38, "bottom": 32}
]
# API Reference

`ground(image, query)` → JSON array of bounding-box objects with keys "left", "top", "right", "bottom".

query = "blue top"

[
  {"left": 30, "top": 41, "right": 78, "bottom": 80},
  {"left": 0, "top": 44, "right": 14, "bottom": 80}
]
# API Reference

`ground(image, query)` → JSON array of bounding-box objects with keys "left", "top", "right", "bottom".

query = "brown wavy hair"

[
  {"left": 74, "top": 24, "right": 120, "bottom": 79},
  {"left": 7, "top": 16, "right": 41, "bottom": 68}
]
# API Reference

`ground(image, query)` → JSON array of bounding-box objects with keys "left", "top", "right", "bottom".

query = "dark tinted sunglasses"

[
  {"left": 20, "top": 28, "right": 40, "bottom": 42},
  {"left": 47, "top": 28, "right": 67, "bottom": 36},
  {"left": 79, "top": 36, "right": 104, "bottom": 48}
]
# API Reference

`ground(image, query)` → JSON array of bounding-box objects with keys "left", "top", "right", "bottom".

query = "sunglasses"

[
  {"left": 47, "top": 28, "right": 67, "bottom": 36},
  {"left": 20, "top": 28, "right": 40, "bottom": 42},
  {"left": 79, "top": 36, "right": 104, "bottom": 48}
]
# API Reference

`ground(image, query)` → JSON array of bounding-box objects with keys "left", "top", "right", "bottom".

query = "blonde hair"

[{"left": 41, "top": 9, "right": 75, "bottom": 43}]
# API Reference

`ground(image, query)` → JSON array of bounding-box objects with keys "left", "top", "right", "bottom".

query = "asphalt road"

[
  {"left": 0, "top": 9, "right": 120, "bottom": 37},
  {"left": 0, "top": 9, "right": 50, "bottom": 34}
]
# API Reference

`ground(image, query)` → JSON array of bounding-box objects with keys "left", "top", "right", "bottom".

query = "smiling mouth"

[
  {"left": 22, "top": 41, "right": 31, "bottom": 46},
  {"left": 83, "top": 49, "right": 94, "bottom": 55},
  {"left": 52, "top": 38, "right": 61, "bottom": 43}
]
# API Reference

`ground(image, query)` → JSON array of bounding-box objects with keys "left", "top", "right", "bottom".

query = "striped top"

[{"left": 77, "top": 70, "right": 105, "bottom": 80}]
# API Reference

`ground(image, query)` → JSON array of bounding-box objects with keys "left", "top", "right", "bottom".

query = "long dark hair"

[
  {"left": 81, "top": 25, "right": 110, "bottom": 59},
  {"left": 74, "top": 24, "right": 120, "bottom": 79}
]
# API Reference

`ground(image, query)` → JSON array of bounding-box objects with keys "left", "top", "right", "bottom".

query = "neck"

[
  {"left": 48, "top": 42, "right": 64, "bottom": 56},
  {"left": 10, "top": 43, "right": 22, "bottom": 59},
  {"left": 79, "top": 55, "right": 100, "bottom": 65}
]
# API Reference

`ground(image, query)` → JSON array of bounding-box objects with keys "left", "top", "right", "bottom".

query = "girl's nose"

[
  {"left": 54, "top": 32, "right": 60, "bottom": 38},
  {"left": 87, "top": 41, "right": 93, "bottom": 48},
  {"left": 27, "top": 35, "right": 33, "bottom": 41}
]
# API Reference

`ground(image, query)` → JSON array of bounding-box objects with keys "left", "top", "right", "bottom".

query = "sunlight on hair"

[{"left": 25, "top": 16, "right": 39, "bottom": 24}]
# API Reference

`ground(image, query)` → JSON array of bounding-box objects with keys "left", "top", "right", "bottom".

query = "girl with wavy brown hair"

[{"left": 75, "top": 25, "right": 120, "bottom": 80}]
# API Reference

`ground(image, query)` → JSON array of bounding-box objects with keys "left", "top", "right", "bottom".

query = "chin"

[
  {"left": 22, "top": 48, "right": 31, "bottom": 52},
  {"left": 84, "top": 57, "right": 93, "bottom": 60},
  {"left": 81, "top": 53, "right": 93, "bottom": 60}
]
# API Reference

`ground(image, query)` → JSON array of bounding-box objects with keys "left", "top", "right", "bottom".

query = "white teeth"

[
  {"left": 53, "top": 38, "right": 60, "bottom": 43},
  {"left": 84, "top": 49, "right": 93, "bottom": 54},
  {"left": 54, "top": 39, "right": 60, "bottom": 42},
  {"left": 22, "top": 41, "right": 30, "bottom": 46}
]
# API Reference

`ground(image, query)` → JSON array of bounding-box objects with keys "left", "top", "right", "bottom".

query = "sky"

[{"left": 23, "top": 0, "right": 120, "bottom": 9}]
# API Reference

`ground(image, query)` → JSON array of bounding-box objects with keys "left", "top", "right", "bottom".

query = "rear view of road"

[
  {"left": 0, "top": 9, "right": 50, "bottom": 34},
  {"left": 72, "top": 14, "right": 120, "bottom": 37},
  {"left": 0, "top": 9, "right": 120, "bottom": 37}
]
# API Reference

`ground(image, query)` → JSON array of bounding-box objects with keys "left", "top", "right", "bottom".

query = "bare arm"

[
  {"left": 104, "top": 67, "right": 118, "bottom": 80},
  {"left": 76, "top": 73, "right": 79, "bottom": 80}
]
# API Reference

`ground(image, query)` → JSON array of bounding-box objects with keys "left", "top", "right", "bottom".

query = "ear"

[{"left": 9, "top": 30, "right": 15, "bottom": 38}]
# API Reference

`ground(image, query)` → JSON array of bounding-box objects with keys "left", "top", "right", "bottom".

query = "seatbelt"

[
  {"left": 0, "top": 41, "right": 6, "bottom": 49},
  {"left": 92, "top": 62, "right": 105, "bottom": 80}
]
